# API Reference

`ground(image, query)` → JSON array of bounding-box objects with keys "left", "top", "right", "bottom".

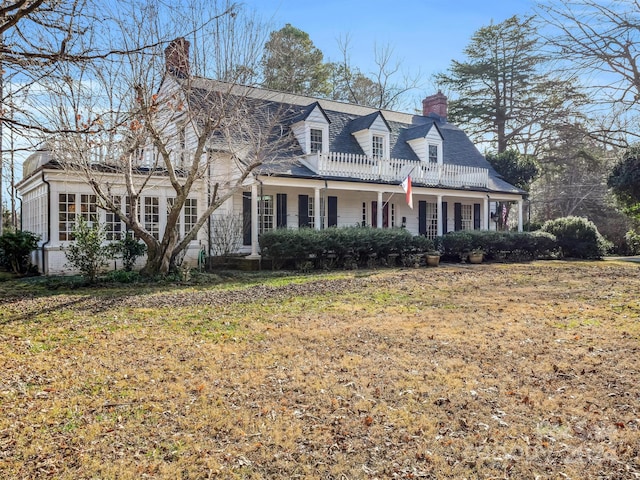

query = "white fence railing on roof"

[{"left": 300, "top": 152, "right": 489, "bottom": 189}]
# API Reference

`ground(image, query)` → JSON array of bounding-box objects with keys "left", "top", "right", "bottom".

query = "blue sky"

[{"left": 243, "top": 0, "right": 536, "bottom": 80}]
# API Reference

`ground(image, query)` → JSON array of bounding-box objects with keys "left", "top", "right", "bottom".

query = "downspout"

[
  {"left": 41, "top": 171, "right": 51, "bottom": 275},
  {"left": 207, "top": 153, "right": 212, "bottom": 258}
]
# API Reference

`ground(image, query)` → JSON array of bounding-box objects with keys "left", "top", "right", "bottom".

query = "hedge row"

[
  {"left": 258, "top": 216, "right": 611, "bottom": 271},
  {"left": 439, "top": 230, "right": 558, "bottom": 262},
  {"left": 259, "top": 227, "right": 433, "bottom": 269}
]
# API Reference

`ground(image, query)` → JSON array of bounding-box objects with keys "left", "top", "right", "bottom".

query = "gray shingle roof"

[{"left": 179, "top": 77, "right": 524, "bottom": 195}]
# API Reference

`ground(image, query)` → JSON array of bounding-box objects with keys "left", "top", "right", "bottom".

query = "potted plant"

[
  {"left": 425, "top": 250, "right": 441, "bottom": 267},
  {"left": 468, "top": 248, "right": 484, "bottom": 264}
]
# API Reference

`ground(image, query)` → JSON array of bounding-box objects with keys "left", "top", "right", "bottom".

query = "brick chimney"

[
  {"left": 165, "top": 37, "right": 190, "bottom": 78},
  {"left": 422, "top": 91, "right": 447, "bottom": 121}
]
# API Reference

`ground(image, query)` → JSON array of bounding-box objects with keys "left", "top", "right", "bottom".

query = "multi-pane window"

[
  {"left": 391, "top": 203, "right": 396, "bottom": 227},
  {"left": 362, "top": 202, "right": 367, "bottom": 227},
  {"left": 306, "top": 196, "right": 326, "bottom": 229},
  {"left": 144, "top": 197, "right": 160, "bottom": 240},
  {"left": 372, "top": 135, "right": 384, "bottom": 159},
  {"left": 461, "top": 204, "right": 473, "bottom": 231},
  {"left": 106, "top": 196, "right": 123, "bottom": 241},
  {"left": 308, "top": 196, "right": 315, "bottom": 229},
  {"left": 428, "top": 144, "right": 438, "bottom": 163},
  {"left": 58, "top": 193, "right": 76, "bottom": 241},
  {"left": 259, "top": 195, "right": 274, "bottom": 233},
  {"left": 426, "top": 202, "right": 438, "bottom": 239},
  {"left": 310, "top": 128, "right": 323, "bottom": 154},
  {"left": 184, "top": 198, "right": 197, "bottom": 235},
  {"left": 80, "top": 194, "right": 97, "bottom": 223}
]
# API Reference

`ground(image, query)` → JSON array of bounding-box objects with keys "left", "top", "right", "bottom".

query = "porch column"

[
  {"left": 377, "top": 191, "right": 383, "bottom": 228},
  {"left": 314, "top": 187, "right": 321, "bottom": 230},
  {"left": 437, "top": 195, "right": 443, "bottom": 237},
  {"left": 248, "top": 183, "right": 260, "bottom": 258},
  {"left": 484, "top": 196, "right": 490, "bottom": 230},
  {"left": 517, "top": 200, "right": 523, "bottom": 232}
]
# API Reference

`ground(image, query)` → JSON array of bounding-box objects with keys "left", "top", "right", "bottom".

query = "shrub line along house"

[{"left": 17, "top": 38, "right": 525, "bottom": 274}]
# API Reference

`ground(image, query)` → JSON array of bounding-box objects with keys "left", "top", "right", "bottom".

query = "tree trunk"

[{"left": 140, "top": 236, "right": 176, "bottom": 276}]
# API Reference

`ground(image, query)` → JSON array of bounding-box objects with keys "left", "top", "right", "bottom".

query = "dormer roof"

[
  {"left": 289, "top": 101, "right": 331, "bottom": 125},
  {"left": 349, "top": 111, "right": 391, "bottom": 133},
  {"left": 404, "top": 121, "right": 443, "bottom": 141}
]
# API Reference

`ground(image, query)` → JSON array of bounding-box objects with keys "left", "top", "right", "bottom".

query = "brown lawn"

[{"left": 0, "top": 261, "right": 639, "bottom": 479}]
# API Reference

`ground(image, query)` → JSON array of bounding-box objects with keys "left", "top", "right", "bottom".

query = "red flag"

[{"left": 401, "top": 175, "right": 413, "bottom": 209}]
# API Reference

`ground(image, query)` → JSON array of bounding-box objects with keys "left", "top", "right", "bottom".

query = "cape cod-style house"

[{"left": 17, "top": 38, "right": 525, "bottom": 275}]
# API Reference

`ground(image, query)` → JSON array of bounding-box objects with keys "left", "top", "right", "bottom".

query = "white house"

[{"left": 17, "top": 38, "right": 525, "bottom": 275}]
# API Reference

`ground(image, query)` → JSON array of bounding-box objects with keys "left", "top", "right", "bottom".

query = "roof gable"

[
  {"left": 289, "top": 101, "right": 330, "bottom": 125},
  {"left": 349, "top": 111, "right": 391, "bottom": 134}
]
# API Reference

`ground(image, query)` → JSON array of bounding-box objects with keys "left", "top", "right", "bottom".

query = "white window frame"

[
  {"left": 306, "top": 122, "right": 329, "bottom": 155},
  {"left": 144, "top": 196, "right": 160, "bottom": 240},
  {"left": 106, "top": 196, "right": 123, "bottom": 241},
  {"left": 461, "top": 204, "right": 473, "bottom": 231},
  {"left": 372, "top": 134, "right": 385, "bottom": 159},
  {"left": 426, "top": 202, "right": 438, "bottom": 239},
  {"left": 259, "top": 195, "right": 274, "bottom": 233},
  {"left": 310, "top": 128, "right": 323, "bottom": 153},
  {"left": 58, "top": 193, "right": 76, "bottom": 241},
  {"left": 184, "top": 198, "right": 198, "bottom": 235},
  {"left": 428, "top": 144, "right": 439, "bottom": 163}
]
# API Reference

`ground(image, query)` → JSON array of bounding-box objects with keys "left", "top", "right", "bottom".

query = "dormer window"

[
  {"left": 350, "top": 111, "right": 391, "bottom": 159},
  {"left": 310, "top": 128, "right": 323, "bottom": 153},
  {"left": 406, "top": 123, "right": 444, "bottom": 165},
  {"left": 372, "top": 135, "right": 385, "bottom": 159},
  {"left": 428, "top": 144, "right": 438, "bottom": 163},
  {"left": 290, "top": 102, "right": 331, "bottom": 155}
]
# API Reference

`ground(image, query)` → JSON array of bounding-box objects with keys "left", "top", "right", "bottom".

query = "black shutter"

[
  {"left": 442, "top": 201, "right": 448, "bottom": 234},
  {"left": 418, "top": 201, "right": 427, "bottom": 235},
  {"left": 242, "top": 192, "right": 251, "bottom": 245},
  {"left": 474, "top": 203, "right": 481, "bottom": 230},
  {"left": 371, "top": 201, "right": 378, "bottom": 228},
  {"left": 298, "top": 195, "right": 310, "bottom": 228},
  {"left": 454, "top": 203, "right": 462, "bottom": 231},
  {"left": 277, "top": 193, "right": 287, "bottom": 228},
  {"left": 328, "top": 196, "right": 338, "bottom": 227}
]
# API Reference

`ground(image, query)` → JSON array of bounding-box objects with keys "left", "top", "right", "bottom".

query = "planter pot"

[
  {"left": 426, "top": 254, "right": 441, "bottom": 267},
  {"left": 468, "top": 253, "right": 483, "bottom": 264}
]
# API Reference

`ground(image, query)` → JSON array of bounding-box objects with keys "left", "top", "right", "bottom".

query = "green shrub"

[
  {"left": 259, "top": 227, "right": 426, "bottom": 270},
  {"left": 624, "top": 229, "right": 640, "bottom": 255},
  {"left": 438, "top": 230, "right": 558, "bottom": 262},
  {"left": 64, "top": 218, "right": 113, "bottom": 282},
  {"left": 541, "top": 216, "right": 610, "bottom": 259},
  {"left": 440, "top": 231, "right": 474, "bottom": 260},
  {"left": 108, "top": 233, "right": 147, "bottom": 271},
  {"left": 0, "top": 229, "right": 40, "bottom": 274},
  {"left": 104, "top": 269, "right": 141, "bottom": 283}
]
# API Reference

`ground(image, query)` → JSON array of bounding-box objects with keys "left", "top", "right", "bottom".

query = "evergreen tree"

[
  {"left": 436, "top": 15, "right": 584, "bottom": 154},
  {"left": 608, "top": 147, "right": 640, "bottom": 221},
  {"left": 262, "top": 24, "right": 331, "bottom": 96}
]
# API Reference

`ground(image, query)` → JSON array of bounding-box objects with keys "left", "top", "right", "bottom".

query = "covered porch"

[{"left": 241, "top": 177, "right": 525, "bottom": 258}]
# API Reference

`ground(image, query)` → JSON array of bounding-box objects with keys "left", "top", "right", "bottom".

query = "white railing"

[{"left": 301, "top": 152, "right": 489, "bottom": 189}]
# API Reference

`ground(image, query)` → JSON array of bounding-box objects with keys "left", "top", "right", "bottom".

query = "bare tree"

[
  {"left": 538, "top": 0, "right": 640, "bottom": 146},
  {"left": 43, "top": 1, "right": 293, "bottom": 275},
  {"left": 330, "top": 35, "right": 422, "bottom": 111}
]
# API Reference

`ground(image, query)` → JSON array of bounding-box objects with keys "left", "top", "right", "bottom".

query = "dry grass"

[{"left": 1, "top": 261, "right": 639, "bottom": 479}]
